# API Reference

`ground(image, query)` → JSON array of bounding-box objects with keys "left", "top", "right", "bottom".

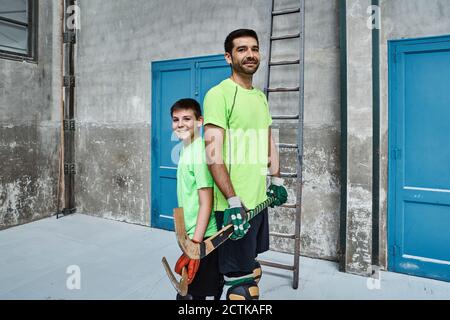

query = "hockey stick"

[
  {"left": 174, "top": 196, "right": 276, "bottom": 260},
  {"left": 161, "top": 256, "right": 188, "bottom": 296}
]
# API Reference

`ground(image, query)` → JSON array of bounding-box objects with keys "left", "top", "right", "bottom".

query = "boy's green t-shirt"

[
  {"left": 203, "top": 78, "right": 272, "bottom": 211},
  {"left": 176, "top": 136, "right": 217, "bottom": 238}
]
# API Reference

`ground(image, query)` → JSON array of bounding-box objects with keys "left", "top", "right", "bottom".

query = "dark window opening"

[{"left": 0, "top": 0, "right": 38, "bottom": 62}]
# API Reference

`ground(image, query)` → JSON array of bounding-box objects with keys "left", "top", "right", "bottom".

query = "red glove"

[{"left": 174, "top": 253, "right": 200, "bottom": 285}]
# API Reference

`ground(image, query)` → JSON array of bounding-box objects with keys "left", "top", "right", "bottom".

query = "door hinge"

[
  {"left": 392, "top": 148, "right": 402, "bottom": 160},
  {"left": 152, "top": 137, "right": 158, "bottom": 150},
  {"left": 392, "top": 245, "right": 400, "bottom": 257}
]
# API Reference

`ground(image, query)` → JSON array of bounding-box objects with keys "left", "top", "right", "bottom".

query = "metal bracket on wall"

[
  {"left": 56, "top": 207, "right": 77, "bottom": 219},
  {"left": 64, "top": 163, "right": 77, "bottom": 176},
  {"left": 63, "top": 31, "right": 76, "bottom": 44},
  {"left": 63, "top": 75, "right": 76, "bottom": 88},
  {"left": 63, "top": 120, "right": 76, "bottom": 131}
]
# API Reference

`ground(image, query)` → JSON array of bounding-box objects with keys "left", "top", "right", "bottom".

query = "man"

[{"left": 203, "top": 29, "right": 287, "bottom": 300}]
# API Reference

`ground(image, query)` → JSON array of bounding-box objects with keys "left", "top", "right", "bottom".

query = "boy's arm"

[
  {"left": 175, "top": 187, "right": 212, "bottom": 284},
  {"left": 192, "top": 187, "right": 213, "bottom": 242},
  {"left": 204, "top": 124, "right": 236, "bottom": 199}
]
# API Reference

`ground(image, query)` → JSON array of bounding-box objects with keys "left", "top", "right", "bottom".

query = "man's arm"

[
  {"left": 204, "top": 124, "right": 236, "bottom": 199},
  {"left": 268, "top": 128, "right": 281, "bottom": 177},
  {"left": 192, "top": 187, "right": 213, "bottom": 243}
]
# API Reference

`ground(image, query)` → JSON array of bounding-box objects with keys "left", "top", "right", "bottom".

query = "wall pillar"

[{"left": 343, "top": 0, "right": 374, "bottom": 276}]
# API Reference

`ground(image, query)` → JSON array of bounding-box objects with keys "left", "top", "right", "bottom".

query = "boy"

[{"left": 171, "top": 98, "right": 223, "bottom": 300}]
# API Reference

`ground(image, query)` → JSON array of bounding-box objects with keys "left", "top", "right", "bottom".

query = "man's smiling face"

[{"left": 226, "top": 36, "right": 260, "bottom": 75}]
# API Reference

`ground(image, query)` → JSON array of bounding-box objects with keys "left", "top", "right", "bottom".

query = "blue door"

[
  {"left": 151, "top": 55, "right": 230, "bottom": 231},
  {"left": 388, "top": 35, "right": 450, "bottom": 282}
]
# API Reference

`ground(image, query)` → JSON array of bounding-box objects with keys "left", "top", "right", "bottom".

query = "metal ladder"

[{"left": 258, "top": 0, "right": 305, "bottom": 289}]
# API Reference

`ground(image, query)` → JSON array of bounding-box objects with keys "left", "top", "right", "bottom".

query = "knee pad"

[
  {"left": 226, "top": 280, "right": 259, "bottom": 300},
  {"left": 253, "top": 261, "right": 262, "bottom": 284}
]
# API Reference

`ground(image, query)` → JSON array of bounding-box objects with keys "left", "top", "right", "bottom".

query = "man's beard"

[{"left": 231, "top": 57, "right": 260, "bottom": 75}]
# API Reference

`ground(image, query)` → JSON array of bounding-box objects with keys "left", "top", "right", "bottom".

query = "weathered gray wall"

[
  {"left": 378, "top": 0, "right": 450, "bottom": 269},
  {"left": 75, "top": 0, "right": 342, "bottom": 260},
  {"left": 0, "top": 1, "right": 62, "bottom": 229}
]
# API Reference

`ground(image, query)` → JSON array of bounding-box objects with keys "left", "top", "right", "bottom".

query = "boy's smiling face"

[{"left": 172, "top": 108, "right": 203, "bottom": 143}]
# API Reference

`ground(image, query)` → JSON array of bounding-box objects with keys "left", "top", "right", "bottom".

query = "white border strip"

[
  {"left": 160, "top": 166, "right": 177, "bottom": 170},
  {"left": 403, "top": 254, "right": 450, "bottom": 266},
  {"left": 404, "top": 186, "right": 450, "bottom": 193}
]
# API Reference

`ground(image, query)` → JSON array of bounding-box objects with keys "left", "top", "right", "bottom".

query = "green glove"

[
  {"left": 267, "top": 177, "right": 288, "bottom": 207},
  {"left": 224, "top": 196, "right": 250, "bottom": 240}
]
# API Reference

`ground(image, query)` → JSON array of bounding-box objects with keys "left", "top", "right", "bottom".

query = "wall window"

[{"left": 0, "top": 0, "right": 37, "bottom": 61}]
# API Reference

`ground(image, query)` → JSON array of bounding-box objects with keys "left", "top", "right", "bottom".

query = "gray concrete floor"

[{"left": 0, "top": 214, "right": 449, "bottom": 300}]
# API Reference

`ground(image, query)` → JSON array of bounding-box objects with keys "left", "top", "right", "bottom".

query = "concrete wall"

[
  {"left": 0, "top": 1, "right": 62, "bottom": 229},
  {"left": 378, "top": 0, "right": 450, "bottom": 269}
]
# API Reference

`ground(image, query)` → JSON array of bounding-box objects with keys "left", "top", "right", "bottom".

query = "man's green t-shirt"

[
  {"left": 177, "top": 136, "right": 217, "bottom": 238},
  {"left": 203, "top": 78, "right": 272, "bottom": 211}
]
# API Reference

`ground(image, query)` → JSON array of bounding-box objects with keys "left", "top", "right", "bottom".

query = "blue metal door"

[
  {"left": 388, "top": 36, "right": 450, "bottom": 282},
  {"left": 151, "top": 55, "right": 229, "bottom": 231}
]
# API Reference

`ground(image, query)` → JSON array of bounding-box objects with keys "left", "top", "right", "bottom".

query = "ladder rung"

[
  {"left": 272, "top": 7, "right": 301, "bottom": 16},
  {"left": 270, "top": 232, "right": 296, "bottom": 239},
  {"left": 277, "top": 143, "right": 298, "bottom": 149},
  {"left": 272, "top": 114, "right": 300, "bottom": 120},
  {"left": 267, "top": 87, "right": 300, "bottom": 93},
  {"left": 280, "top": 203, "right": 298, "bottom": 209},
  {"left": 271, "top": 33, "right": 301, "bottom": 41},
  {"left": 258, "top": 260, "right": 295, "bottom": 271},
  {"left": 269, "top": 59, "right": 300, "bottom": 66},
  {"left": 280, "top": 172, "right": 297, "bottom": 178}
]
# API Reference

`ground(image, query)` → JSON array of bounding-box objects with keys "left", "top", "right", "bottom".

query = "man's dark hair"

[
  {"left": 170, "top": 98, "right": 202, "bottom": 119},
  {"left": 224, "top": 29, "right": 259, "bottom": 54}
]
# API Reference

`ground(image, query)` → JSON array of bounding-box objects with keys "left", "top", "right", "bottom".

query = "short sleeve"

[
  {"left": 193, "top": 163, "right": 213, "bottom": 189},
  {"left": 260, "top": 91, "right": 272, "bottom": 127},
  {"left": 203, "top": 88, "right": 227, "bottom": 129},
  {"left": 193, "top": 159, "right": 213, "bottom": 189},
  {"left": 191, "top": 139, "right": 214, "bottom": 189}
]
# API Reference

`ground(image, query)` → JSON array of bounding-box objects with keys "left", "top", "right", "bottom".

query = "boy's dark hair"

[
  {"left": 224, "top": 29, "right": 259, "bottom": 54},
  {"left": 170, "top": 98, "right": 202, "bottom": 119}
]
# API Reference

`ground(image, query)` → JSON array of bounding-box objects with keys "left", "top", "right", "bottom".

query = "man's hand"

[
  {"left": 267, "top": 177, "right": 288, "bottom": 207},
  {"left": 174, "top": 253, "right": 200, "bottom": 285},
  {"left": 224, "top": 196, "right": 250, "bottom": 240}
]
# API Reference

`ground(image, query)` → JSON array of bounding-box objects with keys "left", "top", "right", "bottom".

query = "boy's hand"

[
  {"left": 175, "top": 252, "right": 200, "bottom": 285},
  {"left": 267, "top": 177, "right": 288, "bottom": 207},
  {"left": 224, "top": 196, "right": 250, "bottom": 240}
]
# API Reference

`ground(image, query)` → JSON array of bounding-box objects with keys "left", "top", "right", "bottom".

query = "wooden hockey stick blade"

[
  {"left": 174, "top": 197, "right": 276, "bottom": 260},
  {"left": 161, "top": 257, "right": 188, "bottom": 296}
]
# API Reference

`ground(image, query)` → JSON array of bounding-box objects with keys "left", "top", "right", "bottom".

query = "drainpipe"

[
  {"left": 57, "top": 0, "right": 77, "bottom": 218},
  {"left": 371, "top": 0, "right": 380, "bottom": 267},
  {"left": 338, "top": 0, "right": 348, "bottom": 272},
  {"left": 57, "top": 0, "right": 65, "bottom": 215}
]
